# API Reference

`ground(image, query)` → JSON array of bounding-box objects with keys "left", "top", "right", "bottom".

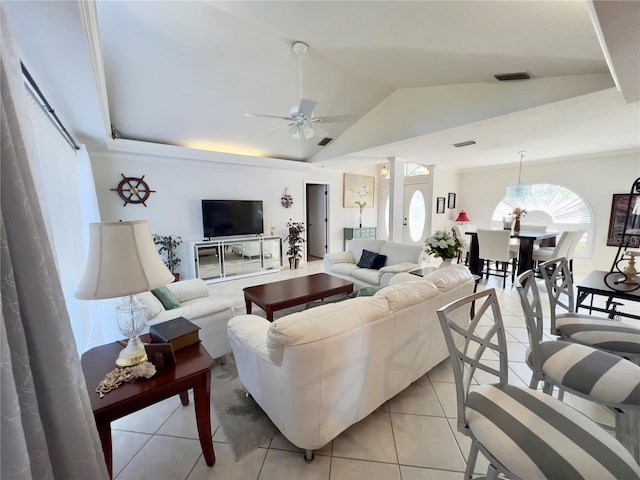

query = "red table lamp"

[{"left": 455, "top": 211, "right": 470, "bottom": 223}]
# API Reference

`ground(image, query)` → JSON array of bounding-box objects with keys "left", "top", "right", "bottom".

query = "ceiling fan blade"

[
  {"left": 245, "top": 112, "right": 292, "bottom": 121},
  {"left": 298, "top": 98, "right": 317, "bottom": 117},
  {"left": 313, "top": 114, "right": 358, "bottom": 123}
]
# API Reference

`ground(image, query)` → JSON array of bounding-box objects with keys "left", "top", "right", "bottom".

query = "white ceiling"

[{"left": 5, "top": 0, "right": 640, "bottom": 171}]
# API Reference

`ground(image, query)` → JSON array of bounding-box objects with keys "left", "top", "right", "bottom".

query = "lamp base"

[{"left": 116, "top": 336, "right": 148, "bottom": 367}]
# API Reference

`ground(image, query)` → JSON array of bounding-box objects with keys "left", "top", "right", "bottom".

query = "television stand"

[{"left": 188, "top": 236, "right": 283, "bottom": 283}]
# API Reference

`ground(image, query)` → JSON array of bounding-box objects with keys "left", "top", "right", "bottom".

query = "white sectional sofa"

[
  {"left": 323, "top": 238, "right": 424, "bottom": 289},
  {"left": 228, "top": 265, "right": 475, "bottom": 459},
  {"left": 137, "top": 278, "right": 234, "bottom": 359}
]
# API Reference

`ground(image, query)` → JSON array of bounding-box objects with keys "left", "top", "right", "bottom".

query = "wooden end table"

[
  {"left": 243, "top": 272, "right": 354, "bottom": 321},
  {"left": 81, "top": 341, "right": 216, "bottom": 478}
]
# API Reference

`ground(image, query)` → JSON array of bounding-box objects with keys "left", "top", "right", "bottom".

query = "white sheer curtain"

[
  {"left": 1, "top": 7, "right": 108, "bottom": 478},
  {"left": 26, "top": 91, "right": 101, "bottom": 351}
]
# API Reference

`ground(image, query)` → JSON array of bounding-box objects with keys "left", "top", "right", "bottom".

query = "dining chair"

[
  {"left": 452, "top": 225, "right": 470, "bottom": 265},
  {"left": 437, "top": 288, "right": 640, "bottom": 480},
  {"left": 533, "top": 230, "right": 584, "bottom": 274},
  {"left": 516, "top": 269, "right": 640, "bottom": 461},
  {"left": 476, "top": 229, "right": 517, "bottom": 288},
  {"left": 539, "top": 257, "right": 640, "bottom": 363}
]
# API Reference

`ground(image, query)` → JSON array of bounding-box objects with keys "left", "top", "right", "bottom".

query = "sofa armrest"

[
  {"left": 379, "top": 262, "right": 418, "bottom": 274},
  {"left": 227, "top": 315, "right": 273, "bottom": 363},
  {"left": 324, "top": 251, "right": 355, "bottom": 265}
]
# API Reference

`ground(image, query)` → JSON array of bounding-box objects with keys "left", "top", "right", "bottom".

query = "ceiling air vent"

[
  {"left": 453, "top": 140, "right": 476, "bottom": 148},
  {"left": 318, "top": 137, "right": 333, "bottom": 146},
  {"left": 494, "top": 72, "right": 531, "bottom": 81}
]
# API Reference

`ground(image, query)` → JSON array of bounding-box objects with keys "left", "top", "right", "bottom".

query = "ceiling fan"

[{"left": 245, "top": 41, "right": 356, "bottom": 140}]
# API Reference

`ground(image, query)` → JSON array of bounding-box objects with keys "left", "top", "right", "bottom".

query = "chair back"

[
  {"left": 548, "top": 231, "right": 574, "bottom": 258},
  {"left": 452, "top": 225, "right": 469, "bottom": 253},
  {"left": 566, "top": 230, "right": 585, "bottom": 261},
  {"left": 476, "top": 229, "right": 512, "bottom": 262},
  {"left": 436, "top": 289, "right": 508, "bottom": 432},
  {"left": 539, "top": 257, "right": 574, "bottom": 334},
  {"left": 515, "top": 269, "right": 545, "bottom": 374}
]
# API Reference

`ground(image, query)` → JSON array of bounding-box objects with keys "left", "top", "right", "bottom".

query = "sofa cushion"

[
  {"left": 351, "top": 268, "right": 382, "bottom": 286},
  {"left": 166, "top": 278, "right": 210, "bottom": 302},
  {"left": 324, "top": 251, "right": 355, "bottom": 265},
  {"left": 267, "top": 296, "right": 390, "bottom": 355},
  {"left": 372, "top": 254, "right": 387, "bottom": 269},
  {"left": 357, "top": 249, "right": 378, "bottom": 268},
  {"left": 138, "top": 291, "right": 164, "bottom": 319},
  {"left": 331, "top": 263, "right": 360, "bottom": 276},
  {"left": 424, "top": 265, "right": 474, "bottom": 292},
  {"left": 376, "top": 280, "right": 439, "bottom": 311},
  {"left": 379, "top": 241, "right": 423, "bottom": 266},
  {"left": 347, "top": 239, "right": 385, "bottom": 264},
  {"left": 152, "top": 286, "right": 181, "bottom": 310}
]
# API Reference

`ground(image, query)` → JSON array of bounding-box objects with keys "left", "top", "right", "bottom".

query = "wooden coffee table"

[
  {"left": 81, "top": 341, "right": 215, "bottom": 479},
  {"left": 243, "top": 272, "right": 354, "bottom": 321}
]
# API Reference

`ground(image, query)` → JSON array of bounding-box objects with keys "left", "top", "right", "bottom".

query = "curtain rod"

[{"left": 21, "top": 62, "right": 80, "bottom": 150}]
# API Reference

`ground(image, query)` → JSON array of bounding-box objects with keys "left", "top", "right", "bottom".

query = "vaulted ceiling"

[{"left": 5, "top": 1, "right": 640, "bottom": 171}]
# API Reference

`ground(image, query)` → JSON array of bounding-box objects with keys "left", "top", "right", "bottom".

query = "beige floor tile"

[
  {"left": 332, "top": 411, "right": 398, "bottom": 463},
  {"left": 430, "top": 381, "right": 457, "bottom": 419},
  {"left": 400, "top": 465, "right": 464, "bottom": 480},
  {"left": 426, "top": 358, "right": 454, "bottom": 383},
  {"left": 157, "top": 394, "right": 220, "bottom": 439},
  {"left": 112, "top": 395, "right": 181, "bottom": 434},
  {"left": 116, "top": 435, "right": 202, "bottom": 479},
  {"left": 330, "top": 457, "right": 401, "bottom": 480},
  {"left": 388, "top": 378, "right": 444, "bottom": 417},
  {"left": 111, "top": 430, "right": 151, "bottom": 478},
  {"left": 391, "top": 413, "right": 466, "bottom": 471},
  {"left": 187, "top": 442, "right": 267, "bottom": 480},
  {"left": 446, "top": 418, "right": 490, "bottom": 475},
  {"left": 258, "top": 449, "right": 331, "bottom": 480}
]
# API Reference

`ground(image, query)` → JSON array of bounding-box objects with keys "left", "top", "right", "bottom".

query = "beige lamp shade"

[{"left": 75, "top": 221, "right": 175, "bottom": 300}]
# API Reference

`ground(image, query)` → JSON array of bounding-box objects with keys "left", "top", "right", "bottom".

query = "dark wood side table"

[{"left": 81, "top": 341, "right": 216, "bottom": 479}]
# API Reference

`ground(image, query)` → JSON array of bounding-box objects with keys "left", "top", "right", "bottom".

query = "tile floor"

[{"left": 110, "top": 259, "right": 633, "bottom": 480}]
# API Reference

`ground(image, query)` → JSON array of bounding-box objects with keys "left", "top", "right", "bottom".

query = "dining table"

[{"left": 465, "top": 230, "right": 559, "bottom": 277}]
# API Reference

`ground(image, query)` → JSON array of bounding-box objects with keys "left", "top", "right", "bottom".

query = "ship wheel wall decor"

[{"left": 111, "top": 174, "right": 156, "bottom": 206}]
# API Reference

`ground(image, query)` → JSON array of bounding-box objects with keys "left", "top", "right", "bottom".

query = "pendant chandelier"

[{"left": 506, "top": 151, "right": 531, "bottom": 202}]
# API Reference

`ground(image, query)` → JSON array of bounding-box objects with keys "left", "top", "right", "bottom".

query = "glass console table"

[{"left": 188, "top": 236, "right": 282, "bottom": 282}]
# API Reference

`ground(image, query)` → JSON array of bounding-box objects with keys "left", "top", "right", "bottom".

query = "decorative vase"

[
  {"left": 289, "top": 257, "right": 300, "bottom": 269},
  {"left": 439, "top": 258, "right": 454, "bottom": 268},
  {"left": 514, "top": 217, "right": 521, "bottom": 233}
]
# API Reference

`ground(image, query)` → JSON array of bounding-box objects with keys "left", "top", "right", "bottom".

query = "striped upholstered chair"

[
  {"left": 539, "top": 257, "right": 640, "bottom": 363},
  {"left": 517, "top": 269, "right": 640, "bottom": 461},
  {"left": 437, "top": 288, "right": 640, "bottom": 480}
]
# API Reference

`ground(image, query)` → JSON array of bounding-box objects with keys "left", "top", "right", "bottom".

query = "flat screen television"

[{"left": 201, "top": 200, "right": 264, "bottom": 238}]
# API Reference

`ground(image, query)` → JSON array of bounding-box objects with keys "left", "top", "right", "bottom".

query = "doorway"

[
  {"left": 379, "top": 178, "right": 432, "bottom": 245},
  {"left": 305, "top": 183, "right": 329, "bottom": 260}
]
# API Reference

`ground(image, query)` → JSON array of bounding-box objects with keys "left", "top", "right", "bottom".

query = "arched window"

[{"left": 491, "top": 184, "right": 594, "bottom": 257}]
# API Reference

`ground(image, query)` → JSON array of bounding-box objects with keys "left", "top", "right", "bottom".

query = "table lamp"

[
  {"left": 76, "top": 221, "right": 175, "bottom": 367},
  {"left": 455, "top": 211, "right": 470, "bottom": 223}
]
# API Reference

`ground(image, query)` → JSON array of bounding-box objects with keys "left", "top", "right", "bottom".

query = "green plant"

[
  {"left": 424, "top": 230, "right": 464, "bottom": 259},
  {"left": 153, "top": 234, "right": 183, "bottom": 273},
  {"left": 285, "top": 220, "right": 305, "bottom": 258}
]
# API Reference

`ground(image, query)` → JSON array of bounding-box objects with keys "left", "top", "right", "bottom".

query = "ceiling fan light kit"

[{"left": 245, "top": 41, "right": 356, "bottom": 141}]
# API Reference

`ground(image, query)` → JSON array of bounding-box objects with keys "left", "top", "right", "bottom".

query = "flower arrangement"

[
  {"left": 424, "top": 230, "right": 464, "bottom": 259},
  {"left": 513, "top": 207, "right": 527, "bottom": 219},
  {"left": 285, "top": 220, "right": 305, "bottom": 259}
]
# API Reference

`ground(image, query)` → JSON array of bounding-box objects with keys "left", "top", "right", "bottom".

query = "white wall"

[
  {"left": 431, "top": 166, "right": 460, "bottom": 234},
  {"left": 459, "top": 150, "right": 640, "bottom": 274},
  {"left": 90, "top": 151, "right": 380, "bottom": 277}
]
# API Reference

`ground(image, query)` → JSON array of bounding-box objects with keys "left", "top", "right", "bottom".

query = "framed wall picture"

[
  {"left": 436, "top": 197, "right": 445, "bottom": 214},
  {"left": 343, "top": 173, "right": 374, "bottom": 208},
  {"left": 447, "top": 193, "right": 456, "bottom": 209},
  {"left": 607, "top": 193, "right": 640, "bottom": 247}
]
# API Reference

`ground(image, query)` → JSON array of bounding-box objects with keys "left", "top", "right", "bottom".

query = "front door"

[{"left": 379, "top": 180, "right": 431, "bottom": 245}]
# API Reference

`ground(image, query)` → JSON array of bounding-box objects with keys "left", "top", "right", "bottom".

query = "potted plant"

[
  {"left": 424, "top": 230, "right": 464, "bottom": 267},
  {"left": 285, "top": 220, "right": 305, "bottom": 269},
  {"left": 153, "top": 234, "right": 183, "bottom": 281}
]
